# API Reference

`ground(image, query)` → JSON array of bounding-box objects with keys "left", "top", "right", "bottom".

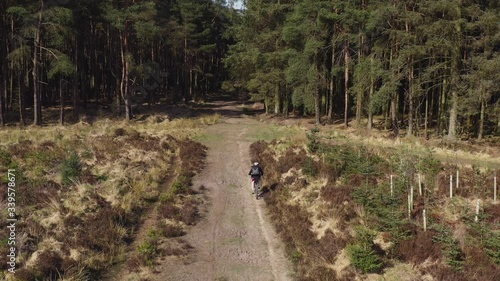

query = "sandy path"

[{"left": 152, "top": 117, "right": 294, "bottom": 281}]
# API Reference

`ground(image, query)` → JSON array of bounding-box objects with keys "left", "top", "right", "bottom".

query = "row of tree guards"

[{"left": 389, "top": 173, "right": 498, "bottom": 231}]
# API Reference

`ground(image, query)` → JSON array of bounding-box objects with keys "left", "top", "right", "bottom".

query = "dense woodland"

[
  {"left": 0, "top": 0, "right": 236, "bottom": 124},
  {"left": 1, "top": 0, "right": 500, "bottom": 140},
  {"left": 227, "top": 0, "right": 500, "bottom": 140}
]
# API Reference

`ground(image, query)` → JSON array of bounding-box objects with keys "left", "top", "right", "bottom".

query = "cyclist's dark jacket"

[{"left": 248, "top": 165, "right": 264, "bottom": 177}]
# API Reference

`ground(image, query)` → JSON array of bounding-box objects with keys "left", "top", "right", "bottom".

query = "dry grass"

[
  {"left": 0, "top": 114, "right": 216, "bottom": 279},
  {"left": 253, "top": 132, "right": 500, "bottom": 281}
]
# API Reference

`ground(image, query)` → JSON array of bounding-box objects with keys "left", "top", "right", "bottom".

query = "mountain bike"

[{"left": 251, "top": 177, "right": 261, "bottom": 200}]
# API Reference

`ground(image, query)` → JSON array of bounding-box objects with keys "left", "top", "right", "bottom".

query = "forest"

[
  {"left": 1, "top": 0, "right": 500, "bottom": 140},
  {"left": 0, "top": 0, "right": 236, "bottom": 124}
]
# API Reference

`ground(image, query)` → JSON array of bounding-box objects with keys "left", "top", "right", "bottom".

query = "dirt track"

[{"left": 152, "top": 116, "right": 294, "bottom": 281}]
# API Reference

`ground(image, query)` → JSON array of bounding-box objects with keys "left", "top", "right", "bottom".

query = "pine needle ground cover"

[
  {"left": 252, "top": 128, "right": 500, "bottom": 281},
  {"left": 0, "top": 115, "right": 216, "bottom": 280}
]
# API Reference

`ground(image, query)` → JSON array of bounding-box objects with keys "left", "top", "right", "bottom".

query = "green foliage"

[
  {"left": 484, "top": 231, "right": 500, "bottom": 265},
  {"left": 159, "top": 191, "right": 175, "bottom": 203},
  {"left": 352, "top": 183, "right": 408, "bottom": 239},
  {"left": 469, "top": 222, "right": 500, "bottom": 265},
  {"left": 306, "top": 126, "right": 320, "bottom": 153},
  {"left": 347, "top": 227, "right": 383, "bottom": 273},
  {"left": 47, "top": 54, "right": 74, "bottom": 79},
  {"left": 302, "top": 157, "right": 318, "bottom": 177},
  {"left": 432, "top": 224, "right": 465, "bottom": 271},
  {"left": 321, "top": 144, "right": 384, "bottom": 178},
  {"left": 0, "top": 150, "right": 12, "bottom": 167},
  {"left": 171, "top": 175, "right": 190, "bottom": 194},
  {"left": 291, "top": 249, "right": 302, "bottom": 264},
  {"left": 137, "top": 240, "right": 157, "bottom": 265},
  {"left": 61, "top": 152, "right": 82, "bottom": 185}
]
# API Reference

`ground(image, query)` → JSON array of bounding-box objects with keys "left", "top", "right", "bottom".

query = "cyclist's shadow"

[{"left": 258, "top": 183, "right": 278, "bottom": 198}]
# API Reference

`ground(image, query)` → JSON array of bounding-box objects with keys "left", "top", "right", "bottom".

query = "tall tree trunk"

[
  {"left": 408, "top": 60, "right": 414, "bottom": 136},
  {"left": 367, "top": 70, "right": 374, "bottom": 130},
  {"left": 315, "top": 89, "right": 320, "bottom": 125},
  {"left": 391, "top": 95, "right": 398, "bottom": 136},
  {"left": 478, "top": 98, "right": 485, "bottom": 140},
  {"left": 344, "top": 40, "right": 349, "bottom": 128},
  {"left": 283, "top": 84, "right": 289, "bottom": 116},
  {"left": 73, "top": 40, "right": 80, "bottom": 121},
  {"left": 447, "top": 9, "right": 462, "bottom": 140},
  {"left": 18, "top": 72, "right": 25, "bottom": 126},
  {"left": 424, "top": 92, "right": 429, "bottom": 139},
  {"left": 0, "top": 76, "right": 4, "bottom": 126},
  {"left": 327, "top": 49, "right": 335, "bottom": 122},
  {"left": 274, "top": 84, "right": 281, "bottom": 114},
  {"left": 33, "top": 0, "right": 43, "bottom": 125},
  {"left": 189, "top": 68, "right": 193, "bottom": 102},
  {"left": 120, "top": 30, "right": 132, "bottom": 121},
  {"left": 437, "top": 74, "right": 447, "bottom": 135},
  {"left": 59, "top": 79, "right": 64, "bottom": 125}
]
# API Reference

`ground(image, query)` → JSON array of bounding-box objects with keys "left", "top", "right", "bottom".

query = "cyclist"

[{"left": 248, "top": 162, "right": 264, "bottom": 194}]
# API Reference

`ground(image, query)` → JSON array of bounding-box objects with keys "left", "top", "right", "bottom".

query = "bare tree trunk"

[
  {"left": 283, "top": 84, "right": 289, "bottom": 116},
  {"left": 367, "top": 73, "right": 374, "bottom": 130},
  {"left": 33, "top": 0, "right": 43, "bottom": 125},
  {"left": 437, "top": 75, "right": 447, "bottom": 136},
  {"left": 315, "top": 88, "right": 321, "bottom": 125},
  {"left": 344, "top": 40, "right": 349, "bottom": 128},
  {"left": 120, "top": 30, "right": 132, "bottom": 121},
  {"left": 391, "top": 95, "right": 398, "bottom": 136},
  {"left": 59, "top": 79, "right": 64, "bottom": 125},
  {"left": 327, "top": 49, "right": 335, "bottom": 122},
  {"left": 424, "top": 92, "right": 429, "bottom": 139},
  {"left": 408, "top": 60, "right": 414, "bottom": 136},
  {"left": 274, "top": 84, "right": 281, "bottom": 114},
  {"left": 0, "top": 76, "right": 4, "bottom": 126},
  {"left": 478, "top": 98, "right": 485, "bottom": 140},
  {"left": 18, "top": 71, "right": 25, "bottom": 126},
  {"left": 447, "top": 12, "right": 462, "bottom": 140}
]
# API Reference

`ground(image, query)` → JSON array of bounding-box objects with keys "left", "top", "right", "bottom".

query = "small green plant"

[
  {"left": 347, "top": 243, "right": 383, "bottom": 273},
  {"left": 171, "top": 175, "right": 190, "bottom": 194},
  {"left": 303, "top": 157, "right": 318, "bottom": 177},
  {"left": 347, "top": 227, "right": 383, "bottom": 273},
  {"left": 0, "top": 150, "right": 12, "bottom": 167},
  {"left": 432, "top": 224, "right": 465, "bottom": 271},
  {"left": 137, "top": 240, "right": 157, "bottom": 265},
  {"left": 291, "top": 249, "right": 302, "bottom": 264},
  {"left": 306, "top": 126, "right": 320, "bottom": 153},
  {"left": 147, "top": 228, "right": 162, "bottom": 240},
  {"left": 61, "top": 152, "right": 82, "bottom": 185},
  {"left": 159, "top": 191, "right": 175, "bottom": 203}
]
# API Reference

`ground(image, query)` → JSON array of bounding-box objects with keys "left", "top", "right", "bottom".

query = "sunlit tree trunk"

[
  {"left": 33, "top": 0, "right": 43, "bottom": 125},
  {"left": 344, "top": 40, "right": 349, "bottom": 128}
]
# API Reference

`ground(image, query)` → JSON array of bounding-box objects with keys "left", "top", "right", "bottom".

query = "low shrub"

[
  {"left": 347, "top": 243, "right": 383, "bottom": 274},
  {"left": 61, "top": 152, "right": 82, "bottom": 185},
  {"left": 161, "top": 223, "right": 186, "bottom": 238}
]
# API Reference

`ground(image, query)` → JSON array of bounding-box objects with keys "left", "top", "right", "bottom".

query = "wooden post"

[
  {"left": 423, "top": 209, "right": 427, "bottom": 231},
  {"left": 456, "top": 170, "right": 459, "bottom": 189},
  {"left": 410, "top": 185, "right": 414, "bottom": 210},
  {"left": 390, "top": 175, "right": 393, "bottom": 197},
  {"left": 408, "top": 193, "right": 411, "bottom": 219},
  {"left": 418, "top": 174, "right": 422, "bottom": 196},
  {"left": 475, "top": 199, "right": 480, "bottom": 222},
  {"left": 450, "top": 175, "right": 453, "bottom": 198}
]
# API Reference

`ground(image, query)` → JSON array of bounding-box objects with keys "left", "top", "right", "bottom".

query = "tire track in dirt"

[{"left": 153, "top": 117, "right": 294, "bottom": 281}]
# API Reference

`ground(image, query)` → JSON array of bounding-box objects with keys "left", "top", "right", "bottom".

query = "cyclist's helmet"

[{"left": 254, "top": 162, "right": 259, "bottom": 166}]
